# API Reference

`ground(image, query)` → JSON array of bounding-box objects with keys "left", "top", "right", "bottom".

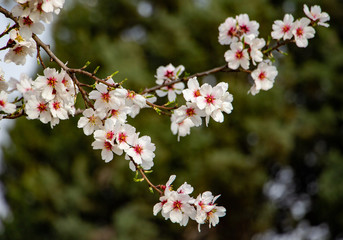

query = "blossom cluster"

[
  {"left": 219, "top": 4, "right": 329, "bottom": 95},
  {"left": 76, "top": 79, "right": 155, "bottom": 171},
  {"left": 5, "top": 67, "right": 76, "bottom": 127},
  {"left": 171, "top": 76, "right": 233, "bottom": 140},
  {"left": 154, "top": 175, "right": 226, "bottom": 232},
  {"left": 4, "top": 0, "right": 65, "bottom": 65},
  {"left": 155, "top": 63, "right": 185, "bottom": 102}
]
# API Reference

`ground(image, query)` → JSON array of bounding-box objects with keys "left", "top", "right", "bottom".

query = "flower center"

[
  {"left": 173, "top": 200, "right": 182, "bottom": 210},
  {"left": 37, "top": 103, "right": 47, "bottom": 113},
  {"left": 193, "top": 89, "right": 201, "bottom": 98},
  {"left": 227, "top": 27, "right": 236, "bottom": 37},
  {"left": 164, "top": 70, "right": 174, "bottom": 79},
  {"left": 258, "top": 71, "right": 266, "bottom": 80},
  {"left": 111, "top": 109, "right": 118, "bottom": 117},
  {"left": 0, "top": 100, "right": 5, "bottom": 107},
  {"left": 47, "top": 77, "right": 57, "bottom": 88},
  {"left": 22, "top": 16, "right": 33, "bottom": 27},
  {"left": 186, "top": 107, "right": 195, "bottom": 117},
  {"left": 104, "top": 141, "right": 112, "bottom": 151},
  {"left": 127, "top": 91, "right": 136, "bottom": 99},
  {"left": 296, "top": 27, "right": 303, "bottom": 37},
  {"left": 240, "top": 24, "right": 249, "bottom": 33},
  {"left": 101, "top": 92, "right": 110, "bottom": 103},
  {"left": 52, "top": 101, "right": 60, "bottom": 110},
  {"left": 106, "top": 131, "right": 114, "bottom": 140},
  {"left": 205, "top": 94, "right": 215, "bottom": 104},
  {"left": 134, "top": 145, "right": 143, "bottom": 155},
  {"left": 118, "top": 132, "right": 127, "bottom": 143},
  {"left": 88, "top": 115, "right": 96, "bottom": 124},
  {"left": 13, "top": 46, "right": 23, "bottom": 54},
  {"left": 282, "top": 25, "right": 290, "bottom": 33},
  {"left": 235, "top": 50, "right": 243, "bottom": 59}
]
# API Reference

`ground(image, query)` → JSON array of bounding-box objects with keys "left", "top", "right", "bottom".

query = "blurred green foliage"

[{"left": 1, "top": 0, "right": 343, "bottom": 239}]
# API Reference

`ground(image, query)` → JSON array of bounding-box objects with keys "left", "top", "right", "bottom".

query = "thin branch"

[
  {"left": 0, "top": 6, "right": 18, "bottom": 24},
  {"left": 0, "top": 24, "right": 17, "bottom": 38},
  {"left": 36, "top": 43, "right": 46, "bottom": 69},
  {"left": 3, "top": 109, "right": 25, "bottom": 119},
  {"left": 141, "top": 65, "right": 245, "bottom": 95},
  {"left": 131, "top": 159, "right": 163, "bottom": 196}
]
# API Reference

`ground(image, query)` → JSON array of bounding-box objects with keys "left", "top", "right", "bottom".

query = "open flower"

[
  {"left": 292, "top": 17, "right": 315, "bottom": 48},
  {"left": 303, "top": 4, "right": 330, "bottom": 27},
  {"left": 224, "top": 42, "right": 250, "bottom": 70}
]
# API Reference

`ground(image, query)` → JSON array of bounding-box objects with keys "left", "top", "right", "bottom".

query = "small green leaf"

[
  {"left": 93, "top": 66, "right": 100, "bottom": 75},
  {"left": 81, "top": 61, "right": 91, "bottom": 69},
  {"left": 149, "top": 187, "right": 154, "bottom": 193}
]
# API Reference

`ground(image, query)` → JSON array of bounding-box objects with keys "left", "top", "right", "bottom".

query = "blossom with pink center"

[
  {"left": 34, "top": 67, "right": 63, "bottom": 101},
  {"left": 155, "top": 64, "right": 185, "bottom": 102},
  {"left": 107, "top": 103, "right": 130, "bottom": 124},
  {"left": 196, "top": 83, "right": 226, "bottom": 126},
  {"left": 155, "top": 82, "right": 185, "bottom": 102},
  {"left": 162, "top": 190, "right": 196, "bottom": 226},
  {"left": 303, "top": 4, "right": 330, "bottom": 27},
  {"left": 0, "top": 91, "right": 16, "bottom": 114},
  {"left": 173, "top": 102, "right": 204, "bottom": 127},
  {"left": 49, "top": 99, "right": 68, "bottom": 120},
  {"left": 244, "top": 34, "right": 266, "bottom": 65},
  {"left": 18, "top": 15, "right": 45, "bottom": 39},
  {"left": 249, "top": 61, "right": 278, "bottom": 95},
  {"left": 218, "top": 17, "right": 238, "bottom": 45},
  {"left": 4, "top": 30, "right": 35, "bottom": 65},
  {"left": 89, "top": 83, "right": 121, "bottom": 113},
  {"left": 155, "top": 63, "right": 185, "bottom": 81},
  {"left": 113, "top": 88, "right": 147, "bottom": 118},
  {"left": 224, "top": 42, "right": 250, "bottom": 70},
  {"left": 126, "top": 134, "right": 155, "bottom": 171},
  {"left": 271, "top": 14, "right": 295, "bottom": 40},
  {"left": 25, "top": 94, "right": 52, "bottom": 124},
  {"left": 171, "top": 115, "right": 194, "bottom": 141},
  {"left": 194, "top": 191, "right": 226, "bottom": 231},
  {"left": 77, "top": 108, "right": 102, "bottom": 136},
  {"left": 92, "top": 120, "right": 123, "bottom": 162},
  {"left": 182, "top": 77, "right": 201, "bottom": 103},
  {"left": 236, "top": 14, "right": 259, "bottom": 38},
  {"left": 292, "top": 17, "right": 315, "bottom": 48},
  {"left": 115, "top": 123, "right": 136, "bottom": 150}
]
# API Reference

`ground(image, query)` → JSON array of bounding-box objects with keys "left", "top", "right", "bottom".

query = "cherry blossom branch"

[
  {"left": 141, "top": 65, "right": 250, "bottom": 95},
  {"left": 0, "top": 6, "right": 17, "bottom": 23}
]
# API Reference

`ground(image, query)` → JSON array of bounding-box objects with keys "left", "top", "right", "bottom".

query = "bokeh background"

[{"left": 1, "top": 0, "right": 343, "bottom": 239}]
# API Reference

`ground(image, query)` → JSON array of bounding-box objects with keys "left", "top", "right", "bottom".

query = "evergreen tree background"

[{"left": 1, "top": 0, "right": 343, "bottom": 239}]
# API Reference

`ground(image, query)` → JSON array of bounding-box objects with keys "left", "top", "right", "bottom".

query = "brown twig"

[
  {"left": 141, "top": 65, "right": 245, "bottom": 95},
  {"left": 36, "top": 43, "right": 46, "bottom": 69},
  {"left": 130, "top": 159, "right": 163, "bottom": 196},
  {"left": 0, "top": 24, "right": 17, "bottom": 38}
]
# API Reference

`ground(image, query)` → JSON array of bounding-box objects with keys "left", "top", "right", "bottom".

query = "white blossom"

[
  {"left": 224, "top": 42, "right": 250, "bottom": 70},
  {"left": 249, "top": 61, "right": 278, "bottom": 95},
  {"left": 218, "top": 17, "right": 238, "bottom": 45},
  {"left": 303, "top": 4, "right": 330, "bottom": 27},
  {"left": 271, "top": 14, "right": 295, "bottom": 40},
  {"left": 292, "top": 18, "right": 315, "bottom": 48},
  {"left": 77, "top": 108, "right": 102, "bottom": 136},
  {"left": 0, "top": 91, "right": 16, "bottom": 114}
]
